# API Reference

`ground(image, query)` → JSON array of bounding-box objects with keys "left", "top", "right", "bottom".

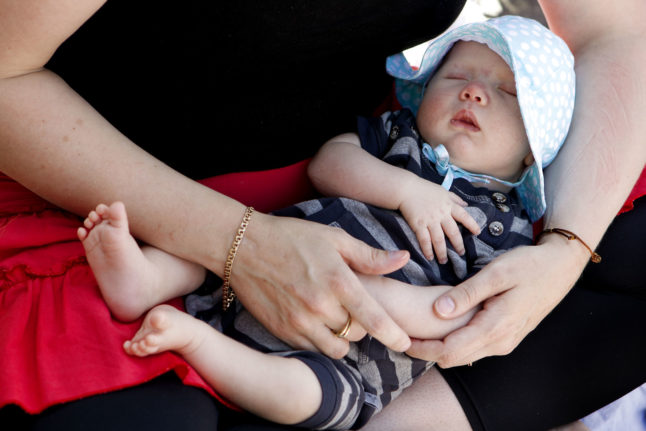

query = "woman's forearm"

[
  {"left": 540, "top": 0, "right": 646, "bottom": 250},
  {"left": 0, "top": 68, "right": 245, "bottom": 273},
  {"left": 0, "top": 0, "right": 248, "bottom": 273}
]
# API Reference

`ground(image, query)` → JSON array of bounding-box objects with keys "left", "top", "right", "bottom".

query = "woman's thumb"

[{"left": 344, "top": 240, "right": 409, "bottom": 275}]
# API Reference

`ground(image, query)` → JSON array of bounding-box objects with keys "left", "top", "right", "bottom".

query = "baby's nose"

[{"left": 459, "top": 82, "right": 488, "bottom": 105}]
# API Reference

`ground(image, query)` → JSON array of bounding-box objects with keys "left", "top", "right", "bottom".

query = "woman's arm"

[
  {"left": 0, "top": 0, "right": 247, "bottom": 283},
  {"left": 0, "top": 0, "right": 412, "bottom": 358},
  {"left": 410, "top": 0, "right": 646, "bottom": 366},
  {"left": 539, "top": 0, "right": 646, "bottom": 246}
]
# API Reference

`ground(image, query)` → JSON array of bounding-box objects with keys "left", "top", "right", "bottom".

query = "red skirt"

[{"left": 0, "top": 173, "right": 219, "bottom": 414}]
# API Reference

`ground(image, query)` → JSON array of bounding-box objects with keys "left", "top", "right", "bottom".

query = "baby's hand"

[{"left": 399, "top": 180, "right": 481, "bottom": 264}]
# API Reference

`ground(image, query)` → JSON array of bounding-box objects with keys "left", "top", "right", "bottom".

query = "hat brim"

[{"left": 386, "top": 16, "right": 575, "bottom": 221}]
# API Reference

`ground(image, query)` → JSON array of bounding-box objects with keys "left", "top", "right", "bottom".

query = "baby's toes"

[
  {"left": 83, "top": 215, "right": 97, "bottom": 230},
  {"left": 77, "top": 227, "right": 88, "bottom": 241},
  {"left": 123, "top": 340, "right": 135, "bottom": 354},
  {"left": 129, "top": 340, "right": 153, "bottom": 357},
  {"left": 123, "top": 339, "right": 147, "bottom": 357},
  {"left": 95, "top": 203, "right": 110, "bottom": 217},
  {"left": 140, "top": 334, "right": 161, "bottom": 354}
]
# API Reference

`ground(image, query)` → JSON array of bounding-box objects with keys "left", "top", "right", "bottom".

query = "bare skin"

[
  {"left": 364, "top": 1, "right": 646, "bottom": 429},
  {"left": 77, "top": 202, "right": 206, "bottom": 321},
  {"left": 124, "top": 304, "right": 324, "bottom": 425},
  {"left": 0, "top": 1, "right": 413, "bottom": 360},
  {"left": 79, "top": 201, "right": 476, "bottom": 425}
]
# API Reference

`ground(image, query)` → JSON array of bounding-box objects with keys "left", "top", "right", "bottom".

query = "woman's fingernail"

[
  {"left": 388, "top": 250, "right": 408, "bottom": 261},
  {"left": 436, "top": 296, "right": 455, "bottom": 316}
]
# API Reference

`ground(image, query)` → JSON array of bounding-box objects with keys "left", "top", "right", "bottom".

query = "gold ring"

[{"left": 333, "top": 314, "right": 352, "bottom": 339}]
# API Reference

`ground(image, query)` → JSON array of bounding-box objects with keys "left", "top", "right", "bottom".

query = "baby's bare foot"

[
  {"left": 124, "top": 304, "right": 202, "bottom": 357},
  {"left": 78, "top": 202, "right": 159, "bottom": 321}
]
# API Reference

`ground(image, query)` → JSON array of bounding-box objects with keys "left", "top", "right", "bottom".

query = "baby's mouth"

[{"left": 451, "top": 110, "right": 480, "bottom": 132}]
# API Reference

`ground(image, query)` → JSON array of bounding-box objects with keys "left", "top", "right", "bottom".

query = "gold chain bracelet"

[
  {"left": 539, "top": 228, "right": 601, "bottom": 263},
  {"left": 222, "top": 207, "right": 255, "bottom": 310}
]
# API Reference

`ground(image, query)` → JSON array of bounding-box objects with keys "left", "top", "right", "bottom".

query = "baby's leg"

[
  {"left": 78, "top": 202, "right": 205, "bottom": 321},
  {"left": 125, "top": 305, "right": 323, "bottom": 425},
  {"left": 357, "top": 274, "right": 478, "bottom": 340}
]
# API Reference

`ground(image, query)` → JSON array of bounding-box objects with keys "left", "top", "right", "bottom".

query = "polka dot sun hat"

[{"left": 386, "top": 15, "right": 576, "bottom": 222}]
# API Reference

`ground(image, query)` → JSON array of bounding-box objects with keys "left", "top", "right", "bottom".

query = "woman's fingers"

[
  {"left": 341, "top": 234, "right": 410, "bottom": 275},
  {"left": 433, "top": 258, "right": 506, "bottom": 318},
  {"left": 333, "top": 228, "right": 412, "bottom": 351},
  {"left": 337, "top": 237, "right": 411, "bottom": 352},
  {"left": 232, "top": 215, "right": 410, "bottom": 356},
  {"left": 407, "top": 304, "right": 515, "bottom": 366},
  {"left": 344, "top": 318, "right": 367, "bottom": 341},
  {"left": 410, "top": 241, "right": 589, "bottom": 366}
]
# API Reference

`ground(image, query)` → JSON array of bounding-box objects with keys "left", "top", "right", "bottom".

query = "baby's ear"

[{"left": 523, "top": 153, "right": 535, "bottom": 167}]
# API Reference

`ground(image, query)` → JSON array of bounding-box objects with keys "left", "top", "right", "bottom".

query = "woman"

[
  {"left": 365, "top": 1, "right": 646, "bottom": 430},
  {"left": 0, "top": 1, "right": 458, "bottom": 429},
  {"left": 0, "top": 1, "right": 644, "bottom": 430}
]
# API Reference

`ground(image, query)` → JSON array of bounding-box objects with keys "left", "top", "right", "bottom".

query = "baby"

[{"left": 79, "top": 16, "right": 574, "bottom": 430}]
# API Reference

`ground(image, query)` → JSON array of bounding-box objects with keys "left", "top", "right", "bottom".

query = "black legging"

[
  {"left": 0, "top": 374, "right": 219, "bottom": 431},
  {"left": 439, "top": 197, "right": 646, "bottom": 431}
]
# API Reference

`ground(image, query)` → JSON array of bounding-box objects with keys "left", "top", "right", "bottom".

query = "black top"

[{"left": 46, "top": 0, "right": 466, "bottom": 178}]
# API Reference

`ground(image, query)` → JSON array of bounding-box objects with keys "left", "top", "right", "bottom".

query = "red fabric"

[
  {"left": 198, "top": 159, "right": 317, "bottom": 213},
  {"left": 0, "top": 160, "right": 316, "bottom": 414},
  {"left": 619, "top": 166, "right": 646, "bottom": 214},
  {"left": 0, "top": 173, "right": 220, "bottom": 414}
]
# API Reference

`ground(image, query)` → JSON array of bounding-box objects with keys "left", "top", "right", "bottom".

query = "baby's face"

[{"left": 417, "top": 41, "right": 532, "bottom": 184}]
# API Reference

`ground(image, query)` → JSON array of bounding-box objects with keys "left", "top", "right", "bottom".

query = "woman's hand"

[
  {"left": 230, "top": 212, "right": 412, "bottom": 359},
  {"left": 399, "top": 179, "right": 480, "bottom": 264},
  {"left": 406, "top": 234, "right": 590, "bottom": 367}
]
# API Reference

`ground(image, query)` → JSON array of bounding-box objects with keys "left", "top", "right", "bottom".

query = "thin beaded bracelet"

[{"left": 222, "top": 207, "right": 255, "bottom": 310}]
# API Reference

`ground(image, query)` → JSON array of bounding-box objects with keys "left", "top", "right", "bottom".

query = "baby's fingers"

[
  {"left": 452, "top": 205, "right": 481, "bottom": 236},
  {"left": 429, "top": 223, "right": 448, "bottom": 264},
  {"left": 414, "top": 225, "right": 435, "bottom": 261},
  {"left": 449, "top": 192, "right": 468, "bottom": 207},
  {"left": 442, "top": 219, "right": 465, "bottom": 256}
]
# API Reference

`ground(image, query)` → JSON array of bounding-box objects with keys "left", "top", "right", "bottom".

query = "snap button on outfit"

[
  {"left": 491, "top": 192, "right": 507, "bottom": 203},
  {"left": 389, "top": 125, "right": 400, "bottom": 140},
  {"left": 496, "top": 203, "right": 510, "bottom": 213},
  {"left": 488, "top": 221, "right": 504, "bottom": 236}
]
